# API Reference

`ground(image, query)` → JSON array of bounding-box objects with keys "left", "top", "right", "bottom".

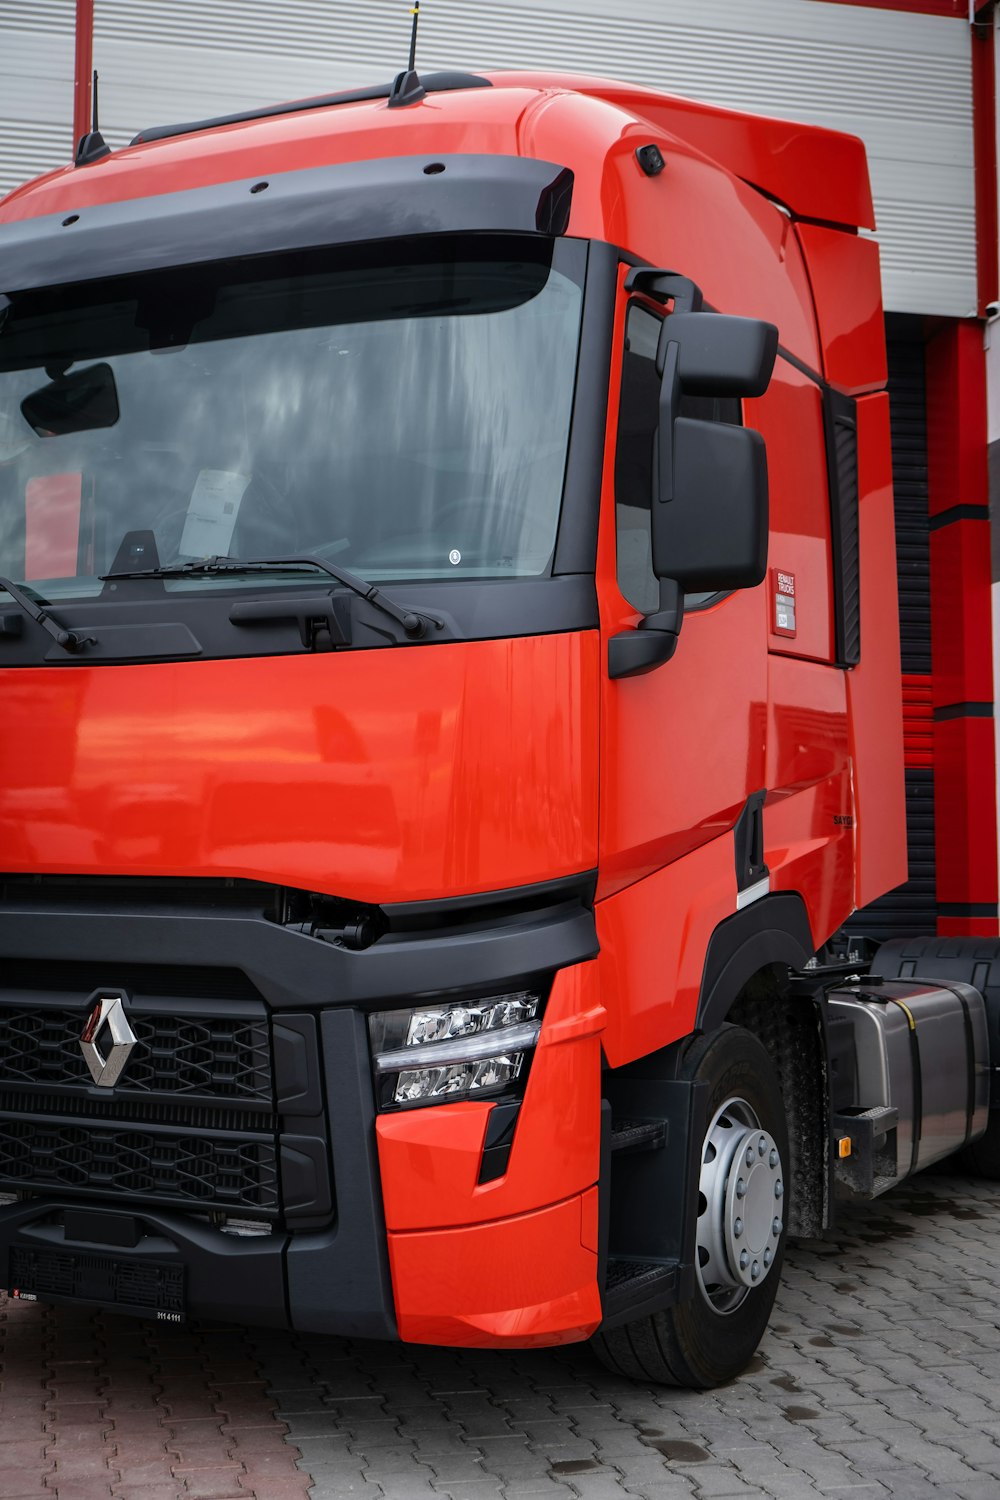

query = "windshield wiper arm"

[
  {"left": 0, "top": 576, "right": 96, "bottom": 654},
  {"left": 102, "top": 554, "right": 442, "bottom": 638}
]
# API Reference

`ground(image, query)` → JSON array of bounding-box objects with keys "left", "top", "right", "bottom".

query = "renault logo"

[{"left": 80, "top": 991, "right": 137, "bottom": 1088}]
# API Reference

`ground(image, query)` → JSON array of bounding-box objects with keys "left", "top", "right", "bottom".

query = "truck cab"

[{"left": 0, "top": 68, "right": 985, "bottom": 1388}]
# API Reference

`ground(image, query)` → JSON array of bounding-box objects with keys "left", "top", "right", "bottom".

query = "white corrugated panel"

[
  {"left": 1, "top": 0, "right": 976, "bottom": 315},
  {"left": 0, "top": 2, "right": 75, "bottom": 198}
]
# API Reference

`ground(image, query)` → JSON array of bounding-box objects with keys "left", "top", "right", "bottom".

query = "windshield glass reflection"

[{"left": 0, "top": 237, "right": 585, "bottom": 599}]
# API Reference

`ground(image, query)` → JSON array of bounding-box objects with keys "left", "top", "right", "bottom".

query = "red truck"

[{"left": 0, "top": 64, "right": 996, "bottom": 1388}]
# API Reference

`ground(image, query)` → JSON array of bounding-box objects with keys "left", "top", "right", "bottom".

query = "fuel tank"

[{"left": 827, "top": 978, "right": 989, "bottom": 1197}]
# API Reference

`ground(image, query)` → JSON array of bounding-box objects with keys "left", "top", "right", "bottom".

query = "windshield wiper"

[
  {"left": 0, "top": 576, "right": 96, "bottom": 654},
  {"left": 100, "top": 554, "right": 442, "bottom": 638}
]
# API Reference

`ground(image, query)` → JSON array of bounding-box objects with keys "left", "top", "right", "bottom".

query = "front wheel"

[{"left": 591, "top": 1024, "right": 788, "bottom": 1387}]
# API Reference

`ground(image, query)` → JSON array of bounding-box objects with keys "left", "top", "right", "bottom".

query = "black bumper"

[{"left": 0, "top": 878, "right": 597, "bottom": 1333}]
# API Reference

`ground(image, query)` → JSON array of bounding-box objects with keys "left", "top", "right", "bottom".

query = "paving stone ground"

[{"left": 3, "top": 1171, "right": 1000, "bottom": 1499}]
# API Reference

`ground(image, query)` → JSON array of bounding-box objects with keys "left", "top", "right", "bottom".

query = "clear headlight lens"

[{"left": 368, "top": 992, "right": 542, "bottom": 1109}]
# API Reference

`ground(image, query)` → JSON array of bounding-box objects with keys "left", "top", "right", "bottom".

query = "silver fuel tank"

[{"left": 827, "top": 978, "right": 989, "bottom": 1196}]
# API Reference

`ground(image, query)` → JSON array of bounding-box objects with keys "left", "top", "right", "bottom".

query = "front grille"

[
  {"left": 0, "top": 1115, "right": 279, "bottom": 1215},
  {"left": 0, "top": 1005, "right": 272, "bottom": 1103},
  {"left": 0, "top": 955, "right": 331, "bottom": 1233},
  {"left": 9, "top": 1245, "right": 185, "bottom": 1317}
]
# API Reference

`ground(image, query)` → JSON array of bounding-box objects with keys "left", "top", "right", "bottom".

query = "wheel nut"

[
  {"left": 736, "top": 1179, "right": 746, "bottom": 1198},
  {"left": 763, "top": 1247, "right": 772, "bottom": 1267},
  {"left": 740, "top": 1250, "right": 749, "bottom": 1270},
  {"left": 734, "top": 1217, "right": 743, "bottom": 1237},
  {"left": 775, "top": 1180, "right": 784, "bottom": 1199},
  {"left": 751, "top": 1260, "right": 760, "bottom": 1279},
  {"left": 773, "top": 1217, "right": 782, "bottom": 1236},
  {"left": 769, "top": 1149, "right": 779, "bottom": 1168},
  {"left": 758, "top": 1137, "right": 766, "bottom": 1156},
  {"left": 746, "top": 1146, "right": 755, "bottom": 1166}
]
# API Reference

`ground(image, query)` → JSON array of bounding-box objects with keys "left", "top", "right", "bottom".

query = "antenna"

[
  {"left": 388, "top": 1, "right": 426, "bottom": 108},
  {"left": 408, "top": 2, "right": 420, "bottom": 71},
  {"left": 75, "top": 68, "right": 111, "bottom": 167}
]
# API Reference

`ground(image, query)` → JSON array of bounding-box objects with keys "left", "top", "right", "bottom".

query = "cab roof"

[{"left": 0, "top": 69, "right": 873, "bottom": 233}]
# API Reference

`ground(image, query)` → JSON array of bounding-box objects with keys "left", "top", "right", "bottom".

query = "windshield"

[{"left": 0, "top": 236, "right": 585, "bottom": 600}]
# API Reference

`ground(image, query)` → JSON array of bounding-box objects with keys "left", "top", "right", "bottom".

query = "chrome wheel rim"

[{"left": 696, "top": 1095, "right": 784, "bottom": 1314}]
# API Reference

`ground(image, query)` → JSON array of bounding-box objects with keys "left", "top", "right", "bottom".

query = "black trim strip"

[
  {"left": 777, "top": 343, "right": 826, "bottom": 389},
  {"left": 937, "top": 903, "right": 999, "bottom": 918},
  {"left": 383, "top": 869, "right": 597, "bottom": 924},
  {"left": 554, "top": 242, "right": 616, "bottom": 576},
  {"left": 953, "top": 982, "right": 979, "bottom": 1150},
  {"left": 928, "top": 505, "right": 990, "bottom": 531},
  {"left": 131, "top": 73, "right": 492, "bottom": 146},
  {"left": 885, "top": 998, "right": 922, "bottom": 1179},
  {"left": 823, "top": 388, "right": 861, "bottom": 667},
  {"left": 934, "top": 702, "right": 994, "bottom": 720},
  {"left": 777, "top": 344, "right": 863, "bottom": 668}
]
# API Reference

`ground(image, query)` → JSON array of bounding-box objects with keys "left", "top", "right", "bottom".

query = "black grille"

[
  {"left": 0, "top": 1115, "right": 279, "bottom": 1214},
  {"left": 0, "top": 1004, "right": 272, "bottom": 1103},
  {"left": 9, "top": 1245, "right": 184, "bottom": 1317}
]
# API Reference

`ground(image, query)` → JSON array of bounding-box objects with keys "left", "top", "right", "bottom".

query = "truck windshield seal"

[{"left": 0, "top": 235, "right": 585, "bottom": 603}]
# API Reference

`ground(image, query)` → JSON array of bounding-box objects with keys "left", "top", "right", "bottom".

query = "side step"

[
  {"left": 832, "top": 1104, "right": 899, "bottom": 1200},
  {"left": 601, "top": 1256, "right": 689, "bottom": 1328},
  {"left": 609, "top": 1119, "right": 666, "bottom": 1154}
]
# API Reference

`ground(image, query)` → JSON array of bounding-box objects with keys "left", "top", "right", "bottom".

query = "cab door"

[{"left": 596, "top": 288, "right": 769, "bottom": 1063}]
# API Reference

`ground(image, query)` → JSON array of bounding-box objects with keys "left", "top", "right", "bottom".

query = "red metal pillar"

[
  {"left": 972, "top": 5, "right": 999, "bottom": 316},
  {"left": 73, "top": 0, "right": 95, "bottom": 149},
  {"left": 926, "top": 321, "right": 999, "bottom": 936}
]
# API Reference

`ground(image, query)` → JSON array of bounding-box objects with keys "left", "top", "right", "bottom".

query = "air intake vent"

[
  {"left": 8, "top": 1246, "right": 185, "bottom": 1318},
  {"left": 0, "top": 1116, "right": 279, "bottom": 1215}
]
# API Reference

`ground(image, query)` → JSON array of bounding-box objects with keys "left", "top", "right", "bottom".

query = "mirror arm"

[
  {"left": 608, "top": 579, "right": 685, "bottom": 681},
  {"left": 622, "top": 267, "right": 704, "bottom": 314},
  {"left": 654, "top": 336, "right": 680, "bottom": 504}
]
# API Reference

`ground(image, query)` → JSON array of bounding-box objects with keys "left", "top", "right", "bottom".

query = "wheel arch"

[
  {"left": 696, "top": 893, "right": 828, "bottom": 1240},
  {"left": 696, "top": 892, "right": 814, "bottom": 1034}
]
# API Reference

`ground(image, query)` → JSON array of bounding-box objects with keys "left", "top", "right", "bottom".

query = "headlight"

[{"left": 368, "top": 992, "right": 542, "bottom": 1109}]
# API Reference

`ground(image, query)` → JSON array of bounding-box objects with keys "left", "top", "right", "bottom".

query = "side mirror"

[
  {"left": 609, "top": 300, "right": 777, "bottom": 681},
  {"left": 652, "top": 417, "right": 768, "bottom": 592},
  {"left": 657, "top": 313, "right": 777, "bottom": 397}
]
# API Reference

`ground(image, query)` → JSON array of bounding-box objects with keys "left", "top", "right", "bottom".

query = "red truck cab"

[{"left": 0, "top": 68, "right": 924, "bottom": 1387}]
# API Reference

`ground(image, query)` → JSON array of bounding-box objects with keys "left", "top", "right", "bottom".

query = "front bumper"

[{"left": 0, "top": 878, "right": 600, "bottom": 1342}]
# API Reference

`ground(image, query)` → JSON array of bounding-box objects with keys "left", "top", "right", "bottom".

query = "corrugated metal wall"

[
  {"left": 0, "top": 0, "right": 976, "bottom": 317},
  {"left": 0, "top": 2, "right": 74, "bottom": 195}
]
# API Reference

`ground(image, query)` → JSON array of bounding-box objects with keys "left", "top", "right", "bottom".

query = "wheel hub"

[{"left": 696, "top": 1096, "right": 784, "bottom": 1312}]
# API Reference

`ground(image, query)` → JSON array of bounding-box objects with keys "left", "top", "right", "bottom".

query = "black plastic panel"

[
  {"left": 824, "top": 388, "right": 861, "bottom": 668},
  {"left": 131, "top": 72, "right": 493, "bottom": 146},
  {"left": 9, "top": 1245, "right": 184, "bottom": 1318},
  {"left": 0, "top": 155, "right": 575, "bottom": 295}
]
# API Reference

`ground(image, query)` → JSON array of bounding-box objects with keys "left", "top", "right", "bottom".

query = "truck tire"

[{"left": 591, "top": 1024, "right": 788, "bottom": 1388}]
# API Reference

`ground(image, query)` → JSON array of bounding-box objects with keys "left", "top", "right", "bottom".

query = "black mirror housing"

[
  {"left": 21, "top": 361, "right": 120, "bottom": 438},
  {"left": 657, "top": 313, "right": 778, "bottom": 396},
  {"left": 652, "top": 418, "right": 768, "bottom": 592}
]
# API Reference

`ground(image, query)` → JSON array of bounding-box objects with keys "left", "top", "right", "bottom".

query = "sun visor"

[{"left": 0, "top": 154, "right": 574, "bottom": 296}]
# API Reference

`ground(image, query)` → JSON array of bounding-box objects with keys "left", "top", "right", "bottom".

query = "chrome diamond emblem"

[{"left": 80, "top": 992, "right": 137, "bottom": 1088}]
